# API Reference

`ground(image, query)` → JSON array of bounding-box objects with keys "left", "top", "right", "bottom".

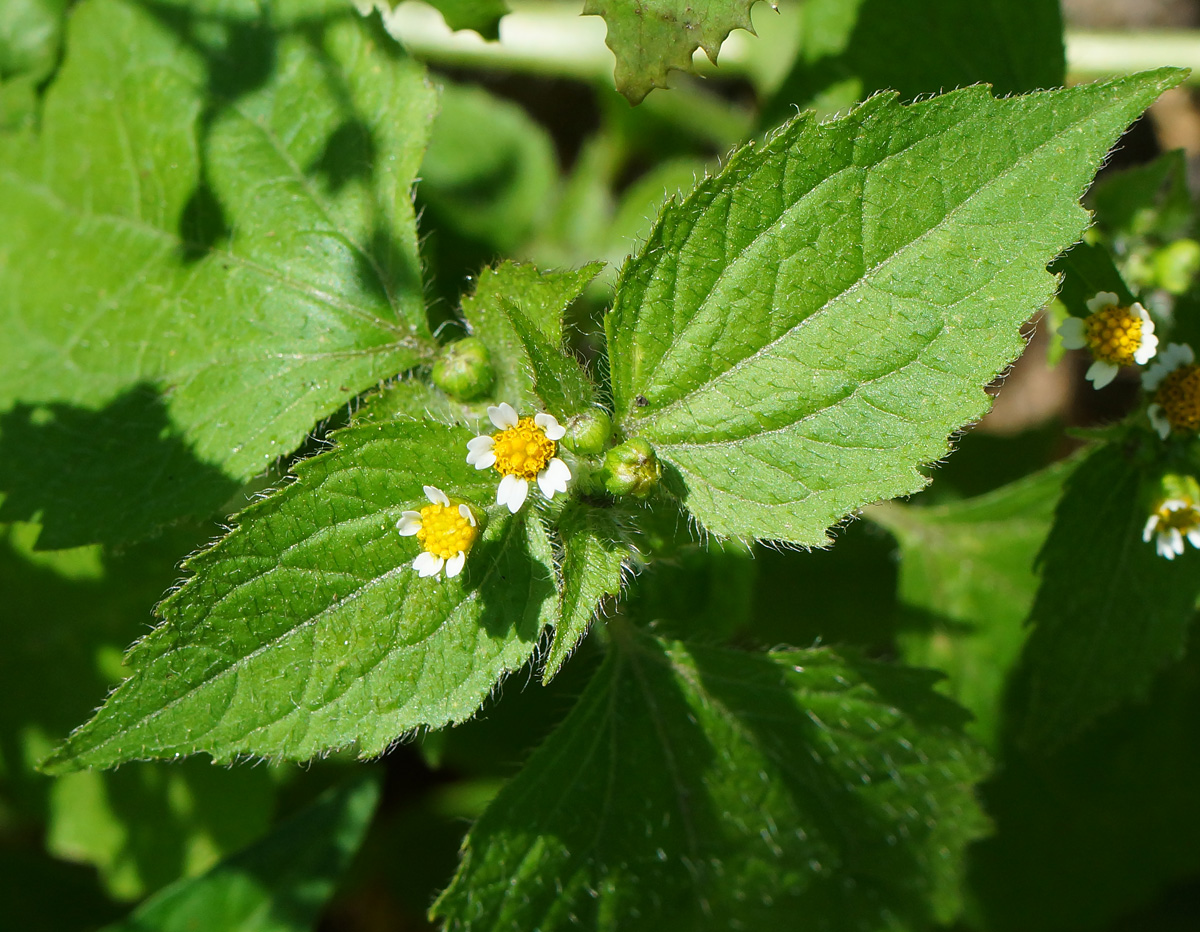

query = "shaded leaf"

[
  {"left": 434, "top": 628, "right": 989, "bottom": 930},
  {"left": 869, "top": 456, "right": 1076, "bottom": 746},
  {"left": 1011, "top": 444, "right": 1200, "bottom": 748},
  {"left": 101, "top": 774, "right": 380, "bottom": 932},
  {"left": 606, "top": 71, "right": 1181, "bottom": 544},
  {"left": 0, "top": 0, "right": 437, "bottom": 545},
  {"left": 43, "top": 420, "right": 556, "bottom": 771}
]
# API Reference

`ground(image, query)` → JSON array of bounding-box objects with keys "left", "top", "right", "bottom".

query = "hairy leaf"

[
  {"left": 543, "top": 502, "right": 630, "bottom": 680},
  {"left": 42, "top": 421, "right": 556, "bottom": 771},
  {"left": 101, "top": 774, "right": 379, "bottom": 932},
  {"left": 461, "top": 261, "right": 602, "bottom": 411},
  {"left": 0, "top": 0, "right": 437, "bottom": 546},
  {"left": 583, "top": 0, "right": 756, "bottom": 104},
  {"left": 1011, "top": 444, "right": 1200, "bottom": 749},
  {"left": 606, "top": 71, "right": 1182, "bottom": 544},
  {"left": 434, "top": 628, "right": 989, "bottom": 930},
  {"left": 870, "top": 456, "right": 1076, "bottom": 746}
]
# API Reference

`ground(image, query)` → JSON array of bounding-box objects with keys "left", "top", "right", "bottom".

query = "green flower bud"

[
  {"left": 1152, "top": 238, "right": 1200, "bottom": 295},
  {"left": 602, "top": 438, "right": 662, "bottom": 499},
  {"left": 432, "top": 337, "right": 494, "bottom": 401},
  {"left": 560, "top": 409, "right": 613, "bottom": 455}
]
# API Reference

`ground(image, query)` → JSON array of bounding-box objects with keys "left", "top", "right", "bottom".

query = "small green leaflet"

[
  {"left": 461, "top": 261, "right": 602, "bottom": 413},
  {"left": 434, "top": 627, "right": 989, "bottom": 931},
  {"left": 101, "top": 774, "right": 380, "bottom": 932},
  {"left": 0, "top": 0, "right": 437, "bottom": 546},
  {"left": 42, "top": 421, "right": 556, "bottom": 772},
  {"left": 1011, "top": 444, "right": 1200, "bottom": 749},
  {"left": 583, "top": 0, "right": 756, "bottom": 104},
  {"left": 606, "top": 70, "right": 1184, "bottom": 545},
  {"left": 870, "top": 456, "right": 1077, "bottom": 747},
  {"left": 543, "top": 502, "right": 630, "bottom": 681}
]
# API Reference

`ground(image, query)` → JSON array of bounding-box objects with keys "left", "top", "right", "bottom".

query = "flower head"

[
  {"left": 1058, "top": 291, "right": 1158, "bottom": 389},
  {"left": 1142, "top": 343, "right": 1200, "bottom": 439},
  {"left": 465, "top": 402, "right": 572, "bottom": 513},
  {"left": 397, "top": 485, "right": 480, "bottom": 578},
  {"left": 1143, "top": 497, "right": 1200, "bottom": 560}
]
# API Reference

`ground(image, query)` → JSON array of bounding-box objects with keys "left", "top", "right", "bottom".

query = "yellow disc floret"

[
  {"left": 1085, "top": 305, "right": 1145, "bottom": 366},
  {"left": 491, "top": 417, "right": 557, "bottom": 481},
  {"left": 416, "top": 502, "right": 479, "bottom": 560},
  {"left": 1154, "top": 364, "right": 1200, "bottom": 434}
]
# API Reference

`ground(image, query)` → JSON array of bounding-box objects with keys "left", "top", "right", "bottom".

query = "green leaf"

[
  {"left": 100, "top": 774, "right": 380, "bottom": 932},
  {"left": 1010, "top": 444, "right": 1200, "bottom": 749},
  {"left": 47, "top": 761, "right": 275, "bottom": 901},
  {"left": 434, "top": 628, "right": 989, "bottom": 930},
  {"left": 583, "top": 0, "right": 755, "bottom": 104},
  {"left": 764, "top": 0, "right": 1065, "bottom": 124},
  {"left": 419, "top": 81, "right": 556, "bottom": 252},
  {"left": 1050, "top": 240, "right": 1135, "bottom": 318},
  {"left": 425, "top": 0, "right": 509, "bottom": 40},
  {"left": 869, "top": 456, "right": 1077, "bottom": 746},
  {"left": 544, "top": 502, "right": 630, "bottom": 680},
  {"left": 502, "top": 299, "right": 598, "bottom": 420},
  {"left": 970, "top": 622, "right": 1200, "bottom": 932},
  {"left": 42, "top": 420, "right": 556, "bottom": 772},
  {"left": 1089, "top": 147, "right": 1193, "bottom": 242},
  {"left": 605, "top": 71, "right": 1183, "bottom": 544},
  {"left": 461, "top": 261, "right": 602, "bottom": 411},
  {"left": 0, "top": 0, "right": 437, "bottom": 546}
]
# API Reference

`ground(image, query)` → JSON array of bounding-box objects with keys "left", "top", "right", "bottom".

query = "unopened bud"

[
  {"left": 560, "top": 409, "right": 612, "bottom": 455},
  {"left": 602, "top": 438, "right": 661, "bottom": 498},
  {"left": 432, "top": 337, "right": 494, "bottom": 401}
]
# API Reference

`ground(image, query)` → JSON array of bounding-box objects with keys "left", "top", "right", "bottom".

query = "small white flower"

[
  {"left": 466, "top": 402, "right": 572, "bottom": 513},
  {"left": 397, "top": 485, "right": 479, "bottom": 578},
  {"left": 1143, "top": 498, "right": 1200, "bottom": 560},
  {"left": 1058, "top": 292, "right": 1158, "bottom": 390},
  {"left": 1142, "top": 343, "right": 1199, "bottom": 439}
]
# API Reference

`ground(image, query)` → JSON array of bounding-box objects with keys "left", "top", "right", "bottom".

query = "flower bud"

[
  {"left": 559, "top": 409, "right": 612, "bottom": 455},
  {"left": 432, "top": 337, "right": 495, "bottom": 401},
  {"left": 602, "top": 438, "right": 662, "bottom": 498}
]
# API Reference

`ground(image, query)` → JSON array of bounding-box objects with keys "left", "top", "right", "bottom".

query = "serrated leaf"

[
  {"left": 42, "top": 420, "right": 556, "bottom": 772},
  {"left": 434, "top": 628, "right": 989, "bottom": 931},
  {"left": 502, "top": 299, "right": 598, "bottom": 419},
  {"left": 426, "top": 0, "right": 509, "bottom": 39},
  {"left": 1011, "top": 444, "right": 1200, "bottom": 749},
  {"left": 100, "top": 774, "right": 379, "bottom": 932},
  {"left": 543, "top": 502, "right": 630, "bottom": 680},
  {"left": 461, "top": 261, "right": 602, "bottom": 410},
  {"left": 869, "top": 456, "right": 1077, "bottom": 746},
  {"left": 0, "top": 0, "right": 437, "bottom": 546},
  {"left": 584, "top": 0, "right": 756, "bottom": 104},
  {"left": 764, "top": 0, "right": 1064, "bottom": 124},
  {"left": 605, "top": 71, "right": 1183, "bottom": 545}
]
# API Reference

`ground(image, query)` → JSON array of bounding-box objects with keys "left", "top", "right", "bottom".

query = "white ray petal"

[
  {"left": 445, "top": 552, "right": 466, "bottom": 577},
  {"left": 397, "top": 511, "right": 423, "bottom": 536}
]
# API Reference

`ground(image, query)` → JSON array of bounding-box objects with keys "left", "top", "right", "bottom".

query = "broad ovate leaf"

[
  {"left": 606, "top": 70, "right": 1183, "bottom": 544},
  {"left": 434, "top": 629, "right": 989, "bottom": 930},
  {"left": 0, "top": 0, "right": 437, "bottom": 546},
  {"left": 42, "top": 421, "right": 556, "bottom": 772}
]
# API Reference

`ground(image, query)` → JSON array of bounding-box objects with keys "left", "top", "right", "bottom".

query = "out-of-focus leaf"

[
  {"left": 583, "top": 0, "right": 756, "bottom": 104},
  {"left": 1050, "top": 241, "right": 1135, "bottom": 318},
  {"left": 606, "top": 72, "right": 1180, "bottom": 543},
  {"left": 0, "top": 0, "right": 438, "bottom": 547},
  {"left": 1012, "top": 444, "right": 1200, "bottom": 749},
  {"left": 764, "top": 0, "right": 1064, "bottom": 125},
  {"left": 870, "top": 456, "right": 1076, "bottom": 746},
  {"left": 0, "top": 0, "right": 66, "bottom": 82},
  {"left": 101, "top": 774, "right": 380, "bottom": 932},
  {"left": 1089, "top": 148, "right": 1193, "bottom": 242},
  {"left": 47, "top": 761, "right": 275, "bottom": 900},
  {"left": 434, "top": 628, "right": 989, "bottom": 930}
]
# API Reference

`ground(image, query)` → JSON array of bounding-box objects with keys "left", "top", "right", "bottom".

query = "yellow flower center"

[
  {"left": 416, "top": 502, "right": 478, "bottom": 560},
  {"left": 491, "top": 417, "right": 556, "bottom": 481},
  {"left": 1155, "top": 501, "right": 1200, "bottom": 532},
  {"left": 1155, "top": 364, "right": 1200, "bottom": 434},
  {"left": 1085, "top": 305, "right": 1143, "bottom": 366}
]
